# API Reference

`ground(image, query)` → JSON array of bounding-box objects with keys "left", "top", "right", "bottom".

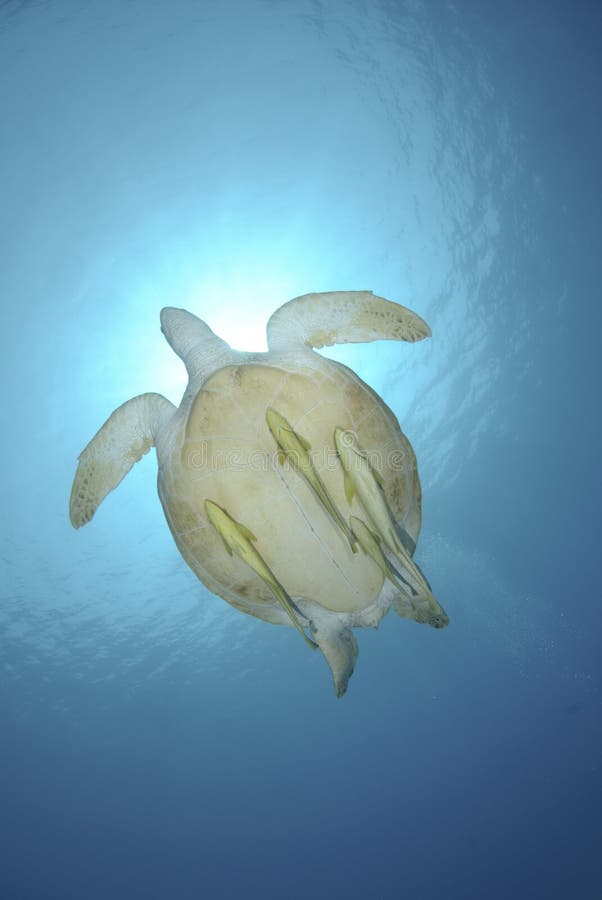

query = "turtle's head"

[
  {"left": 160, "top": 307, "right": 232, "bottom": 379},
  {"left": 160, "top": 307, "right": 213, "bottom": 360}
]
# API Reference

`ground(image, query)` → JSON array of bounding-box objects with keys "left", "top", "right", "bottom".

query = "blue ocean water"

[{"left": 2, "top": 1, "right": 601, "bottom": 897}]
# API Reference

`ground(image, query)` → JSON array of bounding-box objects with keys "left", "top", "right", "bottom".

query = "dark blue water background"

[{"left": 2, "top": 1, "right": 601, "bottom": 898}]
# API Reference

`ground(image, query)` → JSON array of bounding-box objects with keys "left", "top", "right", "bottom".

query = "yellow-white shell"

[
  {"left": 158, "top": 356, "right": 422, "bottom": 624},
  {"left": 69, "top": 291, "right": 437, "bottom": 697}
]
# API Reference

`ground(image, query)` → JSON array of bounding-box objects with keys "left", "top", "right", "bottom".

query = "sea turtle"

[{"left": 70, "top": 290, "right": 448, "bottom": 696}]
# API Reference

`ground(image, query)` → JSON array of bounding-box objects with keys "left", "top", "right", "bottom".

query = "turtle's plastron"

[{"left": 70, "top": 291, "right": 447, "bottom": 696}]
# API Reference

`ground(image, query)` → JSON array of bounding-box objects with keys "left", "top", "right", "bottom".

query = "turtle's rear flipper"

[{"left": 310, "top": 618, "right": 359, "bottom": 698}]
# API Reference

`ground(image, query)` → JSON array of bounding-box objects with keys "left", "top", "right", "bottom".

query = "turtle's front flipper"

[
  {"left": 310, "top": 618, "right": 359, "bottom": 698},
  {"left": 266, "top": 290, "right": 430, "bottom": 352},
  {"left": 69, "top": 393, "right": 175, "bottom": 528}
]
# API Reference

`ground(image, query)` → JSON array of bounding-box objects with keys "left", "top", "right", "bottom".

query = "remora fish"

[
  {"left": 334, "top": 427, "right": 435, "bottom": 599},
  {"left": 204, "top": 499, "right": 317, "bottom": 649},
  {"left": 349, "top": 513, "right": 447, "bottom": 627},
  {"left": 349, "top": 514, "right": 410, "bottom": 595},
  {"left": 266, "top": 407, "right": 357, "bottom": 552}
]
